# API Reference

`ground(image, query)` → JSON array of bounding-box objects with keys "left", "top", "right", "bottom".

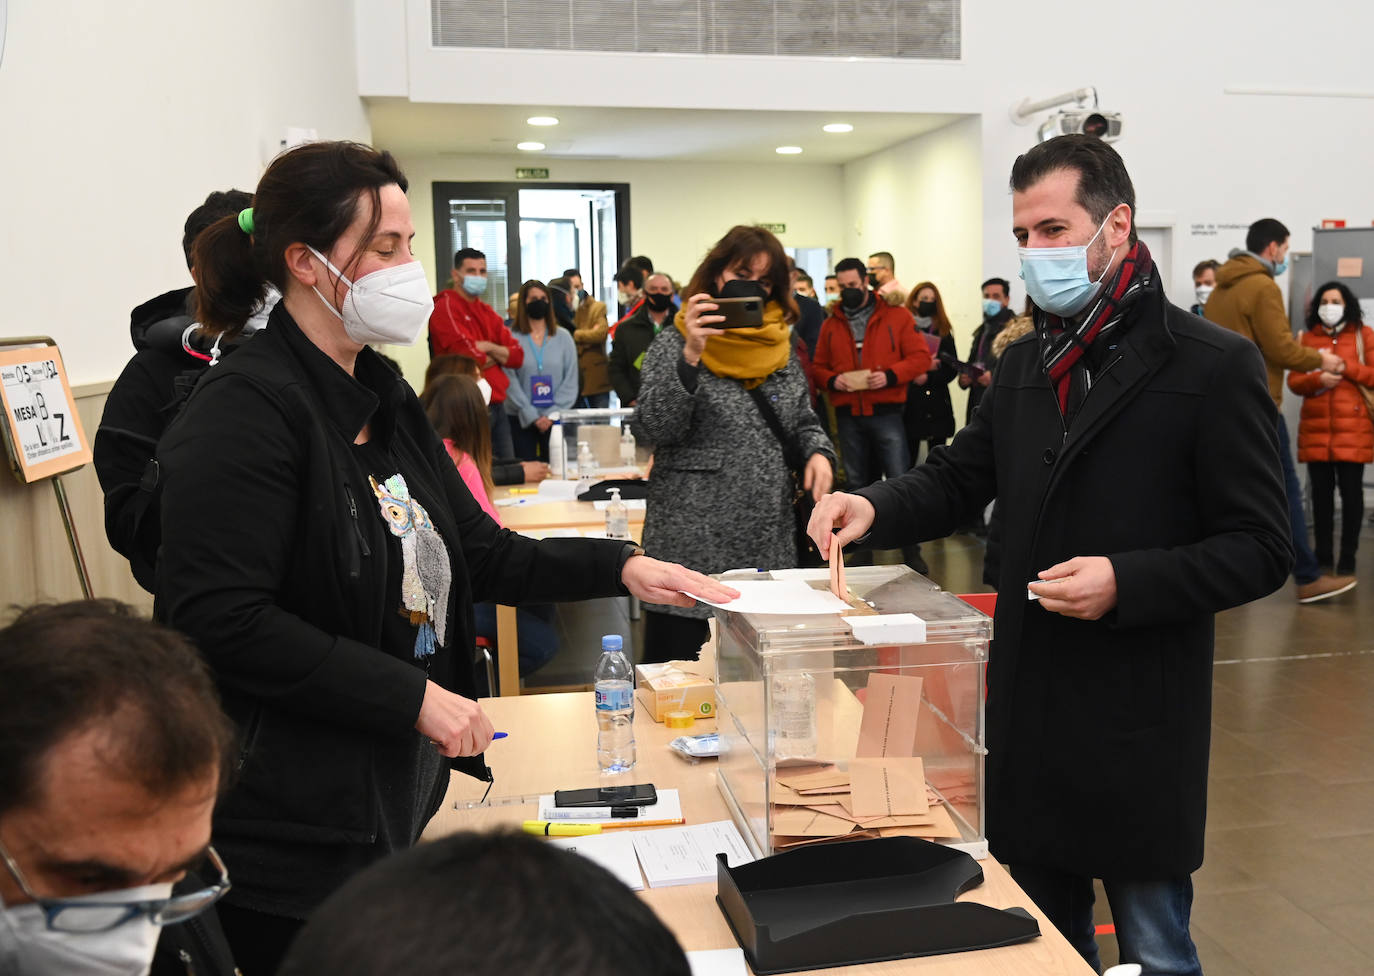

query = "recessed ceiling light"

[
  {"left": 822, "top": 123, "right": 854, "bottom": 133},
  {"left": 775, "top": 146, "right": 803, "bottom": 155},
  {"left": 516, "top": 141, "right": 546, "bottom": 151},
  {"left": 526, "top": 116, "right": 559, "bottom": 127}
]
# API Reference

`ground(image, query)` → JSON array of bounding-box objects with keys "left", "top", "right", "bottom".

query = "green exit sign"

[
  {"left": 516, "top": 167, "right": 550, "bottom": 180},
  {"left": 759, "top": 222, "right": 786, "bottom": 234}
]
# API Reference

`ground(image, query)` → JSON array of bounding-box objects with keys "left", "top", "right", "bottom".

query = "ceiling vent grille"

[{"left": 431, "top": 1, "right": 959, "bottom": 60}]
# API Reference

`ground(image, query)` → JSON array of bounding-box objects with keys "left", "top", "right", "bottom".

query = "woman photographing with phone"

[
  {"left": 154, "top": 140, "right": 736, "bottom": 971},
  {"left": 635, "top": 225, "right": 837, "bottom": 663}
]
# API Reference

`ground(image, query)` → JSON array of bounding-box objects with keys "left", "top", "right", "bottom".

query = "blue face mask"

[
  {"left": 461, "top": 274, "right": 487, "bottom": 296},
  {"left": 1017, "top": 210, "right": 1120, "bottom": 317},
  {"left": 982, "top": 298, "right": 1004, "bottom": 318},
  {"left": 1273, "top": 257, "right": 1288, "bottom": 277}
]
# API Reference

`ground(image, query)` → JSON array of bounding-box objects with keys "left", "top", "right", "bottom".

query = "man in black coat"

[{"left": 809, "top": 135, "right": 1290, "bottom": 976}]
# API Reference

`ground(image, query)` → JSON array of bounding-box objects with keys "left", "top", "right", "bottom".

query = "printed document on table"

[
  {"left": 686, "top": 579, "right": 851, "bottom": 615},
  {"left": 687, "top": 948, "right": 748, "bottom": 976},
  {"left": 631, "top": 820, "right": 755, "bottom": 888},
  {"left": 548, "top": 832, "right": 644, "bottom": 891}
]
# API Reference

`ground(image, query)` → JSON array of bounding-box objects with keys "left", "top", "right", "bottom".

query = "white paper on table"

[
  {"left": 592, "top": 497, "right": 646, "bottom": 511},
  {"left": 687, "top": 579, "right": 851, "bottom": 615},
  {"left": 535, "top": 479, "right": 581, "bottom": 501},
  {"left": 521, "top": 527, "right": 583, "bottom": 540},
  {"left": 493, "top": 496, "right": 528, "bottom": 507},
  {"left": 631, "top": 820, "right": 755, "bottom": 888},
  {"left": 687, "top": 948, "right": 748, "bottom": 976},
  {"left": 537, "top": 789, "right": 683, "bottom": 824},
  {"left": 548, "top": 832, "right": 644, "bottom": 891}
]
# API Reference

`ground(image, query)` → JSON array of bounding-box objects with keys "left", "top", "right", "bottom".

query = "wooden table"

[
  {"left": 428, "top": 693, "right": 1095, "bottom": 976},
  {"left": 487, "top": 482, "right": 645, "bottom": 694}
]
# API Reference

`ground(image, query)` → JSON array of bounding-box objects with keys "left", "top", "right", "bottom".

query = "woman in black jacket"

[
  {"left": 154, "top": 141, "right": 733, "bottom": 973},
  {"left": 902, "top": 281, "right": 958, "bottom": 459}
]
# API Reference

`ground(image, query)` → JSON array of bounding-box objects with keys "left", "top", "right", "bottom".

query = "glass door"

[{"left": 443, "top": 192, "right": 517, "bottom": 315}]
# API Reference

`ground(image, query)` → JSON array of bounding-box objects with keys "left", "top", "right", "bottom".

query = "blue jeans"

[
  {"left": 473, "top": 602, "right": 559, "bottom": 677},
  {"left": 1008, "top": 864, "right": 1201, "bottom": 976},
  {"left": 835, "top": 410, "right": 910, "bottom": 489},
  {"left": 1277, "top": 415, "right": 1320, "bottom": 584}
]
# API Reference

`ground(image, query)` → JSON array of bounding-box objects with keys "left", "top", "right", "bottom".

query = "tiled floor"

[{"left": 530, "top": 528, "right": 1374, "bottom": 975}]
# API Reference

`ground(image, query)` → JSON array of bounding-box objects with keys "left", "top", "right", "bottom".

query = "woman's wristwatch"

[{"left": 617, "top": 544, "right": 646, "bottom": 575}]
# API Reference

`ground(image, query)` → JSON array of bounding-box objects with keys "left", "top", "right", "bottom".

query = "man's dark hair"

[
  {"left": 454, "top": 247, "right": 486, "bottom": 269},
  {"left": 835, "top": 257, "right": 867, "bottom": 278},
  {"left": 614, "top": 265, "right": 645, "bottom": 289},
  {"left": 825, "top": 274, "right": 838, "bottom": 283},
  {"left": 183, "top": 190, "right": 253, "bottom": 269},
  {"left": 796, "top": 270, "right": 813, "bottom": 284},
  {"left": 868, "top": 251, "right": 895, "bottom": 272},
  {"left": 279, "top": 830, "right": 692, "bottom": 976},
  {"left": 562, "top": 267, "right": 581, "bottom": 279},
  {"left": 0, "top": 600, "right": 235, "bottom": 818},
  {"left": 625, "top": 255, "right": 654, "bottom": 275},
  {"left": 1010, "top": 134, "right": 1137, "bottom": 245},
  {"left": 981, "top": 277, "right": 1010, "bottom": 299},
  {"left": 1191, "top": 259, "right": 1220, "bottom": 280},
  {"left": 1246, "top": 219, "right": 1290, "bottom": 256}
]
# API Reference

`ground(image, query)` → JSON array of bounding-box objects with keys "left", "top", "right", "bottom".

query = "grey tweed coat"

[{"left": 636, "top": 327, "right": 836, "bottom": 619}]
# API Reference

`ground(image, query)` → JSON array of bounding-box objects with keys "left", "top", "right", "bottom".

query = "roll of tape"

[{"left": 665, "top": 710, "right": 696, "bottom": 729}]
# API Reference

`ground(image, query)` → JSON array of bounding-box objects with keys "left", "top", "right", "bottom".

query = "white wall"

[
  {"left": 385, "top": 152, "right": 845, "bottom": 381},
  {"left": 0, "top": 1, "right": 370, "bottom": 385},
  {"left": 843, "top": 116, "right": 983, "bottom": 423},
  {"left": 373, "top": 0, "right": 1374, "bottom": 338}
]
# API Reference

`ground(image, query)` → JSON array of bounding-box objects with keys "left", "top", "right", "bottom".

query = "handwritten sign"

[{"left": 0, "top": 343, "right": 91, "bottom": 483}]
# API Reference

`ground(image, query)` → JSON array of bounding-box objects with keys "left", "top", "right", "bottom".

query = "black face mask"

[
  {"left": 840, "top": 287, "right": 867, "bottom": 310},
  {"left": 719, "top": 278, "right": 768, "bottom": 301},
  {"left": 866, "top": 272, "right": 880, "bottom": 288},
  {"left": 916, "top": 300, "right": 937, "bottom": 317},
  {"left": 646, "top": 292, "right": 674, "bottom": 312},
  {"left": 525, "top": 299, "right": 550, "bottom": 321}
]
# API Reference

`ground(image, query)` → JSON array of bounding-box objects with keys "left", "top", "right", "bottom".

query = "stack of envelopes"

[{"left": 769, "top": 672, "right": 961, "bottom": 849}]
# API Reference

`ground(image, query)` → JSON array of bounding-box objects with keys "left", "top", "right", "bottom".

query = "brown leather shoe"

[{"left": 1297, "top": 574, "right": 1358, "bottom": 604}]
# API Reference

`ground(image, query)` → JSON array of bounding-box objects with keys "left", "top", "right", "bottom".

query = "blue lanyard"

[{"left": 524, "top": 332, "right": 547, "bottom": 373}]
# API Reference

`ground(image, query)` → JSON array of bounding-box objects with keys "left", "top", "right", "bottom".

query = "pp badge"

[{"left": 530, "top": 374, "right": 555, "bottom": 408}]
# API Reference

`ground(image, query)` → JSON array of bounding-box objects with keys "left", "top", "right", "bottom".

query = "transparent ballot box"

[
  {"left": 549, "top": 406, "right": 644, "bottom": 476},
  {"left": 711, "top": 566, "right": 990, "bottom": 860}
]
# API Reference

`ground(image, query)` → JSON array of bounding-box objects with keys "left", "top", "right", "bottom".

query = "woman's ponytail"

[{"left": 192, "top": 214, "right": 266, "bottom": 338}]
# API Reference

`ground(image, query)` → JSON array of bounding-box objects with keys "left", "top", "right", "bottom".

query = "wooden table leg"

[{"left": 496, "top": 604, "right": 520, "bottom": 696}]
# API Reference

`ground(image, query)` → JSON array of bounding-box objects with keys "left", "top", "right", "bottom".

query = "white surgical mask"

[
  {"left": 1318, "top": 304, "right": 1346, "bottom": 328},
  {"left": 476, "top": 377, "right": 493, "bottom": 405},
  {"left": 0, "top": 883, "right": 173, "bottom": 976},
  {"left": 1017, "top": 210, "right": 1121, "bottom": 317},
  {"left": 308, "top": 247, "right": 433, "bottom": 346},
  {"left": 1194, "top": 284, "right": 1214, "bottom": 307}
]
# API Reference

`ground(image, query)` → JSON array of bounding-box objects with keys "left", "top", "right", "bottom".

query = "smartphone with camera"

[
  {"left": 553, "top": 784, "right": 658, "bottom": 807},
  {"left": 709, "top": 296, "right": 764, "bottom": 329}
]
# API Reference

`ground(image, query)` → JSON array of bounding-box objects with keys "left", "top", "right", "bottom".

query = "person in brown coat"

[
  {"left": 1288, "top": 281, "right": 1374, "bottom": 578},
  {"left": 1206, "top": 218, "right": 1353, "bottom": 603},
  {"left": 550, "top": 276, "right": 611, "bottom": 408}
]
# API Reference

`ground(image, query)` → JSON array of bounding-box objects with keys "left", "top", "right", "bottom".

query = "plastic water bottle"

[
  {"left": 595, "top": 634, "right": 636, "bottom": 773},
  {"left": 577, "top": 440, "right": 597, "bottom": 479},
  {"left": 605, "top": 487, "right": 630, "bottom": 540},
  {"left": 548, "top": 418, "right": 565, "bottom": 479},
  {"left": 619, "top": 424, "right": 636, "bottom": 466}
]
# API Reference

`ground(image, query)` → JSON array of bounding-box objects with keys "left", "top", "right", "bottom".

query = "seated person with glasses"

[{"left": 0, "top": 600, "right": 237, "bottom": 976}]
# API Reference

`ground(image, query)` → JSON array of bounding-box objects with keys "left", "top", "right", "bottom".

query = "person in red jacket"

[
  {"left": 1287, "top": 281, "right": 1374, "bottom": 582},
  {"left": 428, "top": 247, "right": 524, "bottom": 459},
  {"left": 812, "top": 257, "right": 932, "bottom": 572}
]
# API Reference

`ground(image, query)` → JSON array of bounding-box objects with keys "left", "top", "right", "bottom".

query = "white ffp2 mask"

[
  {"left": 308, "top": 247, "right": 434, "bottom": 346},
  {"left": 0, "top": 882, "right": 173, "bottom": 976}
]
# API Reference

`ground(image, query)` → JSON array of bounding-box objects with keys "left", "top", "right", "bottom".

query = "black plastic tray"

[{"left": 715, "top": 836, "right": 1039, "bottom": 974}]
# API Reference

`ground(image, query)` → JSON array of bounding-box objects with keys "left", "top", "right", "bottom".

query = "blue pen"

[{"left": 491, "top": 732, "right": 508, "bottom": 740}]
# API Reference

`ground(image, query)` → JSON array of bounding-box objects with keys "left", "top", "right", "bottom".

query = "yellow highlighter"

[{"left": 523, "top": 820, "right": 602, "bottom": 837}]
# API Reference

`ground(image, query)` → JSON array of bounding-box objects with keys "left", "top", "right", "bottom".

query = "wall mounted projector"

[
  {"left": 1037, "top": 109, "right": 1123, "bottom": 143},
  {"left": 1010, "top": 88, "right": 1123, "bottom": 144}
]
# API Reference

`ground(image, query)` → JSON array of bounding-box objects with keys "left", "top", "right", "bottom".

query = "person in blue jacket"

[{"left": 503, "top": 279, "right": 580, "bottom": 462}]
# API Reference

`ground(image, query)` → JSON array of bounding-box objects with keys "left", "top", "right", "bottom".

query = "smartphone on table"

[{"left": 553, "top": 783, "right": 658, "bottom": 807}]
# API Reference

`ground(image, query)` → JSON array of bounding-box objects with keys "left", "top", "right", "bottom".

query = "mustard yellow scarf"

[{"left": 674, "top": 300, "right": 791, "bottom": 389}]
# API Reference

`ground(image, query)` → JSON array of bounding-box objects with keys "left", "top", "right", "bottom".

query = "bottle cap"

[
  {"left": 610, "top": 487, "right": 621, "bottom": 500},
  {"left": 601, "top": 634, "right": 624, "bottom": 652}
]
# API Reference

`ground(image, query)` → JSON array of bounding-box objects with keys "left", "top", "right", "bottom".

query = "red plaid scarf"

[{"left": 1037, "top": 240, "right": 1153, "bottom": 417}]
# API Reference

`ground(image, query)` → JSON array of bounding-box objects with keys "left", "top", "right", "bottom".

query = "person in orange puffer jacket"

[{"left": 1287, "top": 281, "right": 1374, "bottom": 578}]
